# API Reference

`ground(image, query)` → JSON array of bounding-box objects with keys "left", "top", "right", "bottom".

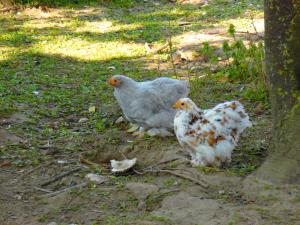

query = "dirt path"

[
  {"left": 1, "top": 145, "right": 300, "bottom": 225},
  {"left": 1, "top": 86, "right": 297, "bottom": 225}
]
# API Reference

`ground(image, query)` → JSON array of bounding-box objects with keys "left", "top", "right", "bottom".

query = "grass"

[{"left": 0, "top": 0, "right": 267, "bottom": 174}]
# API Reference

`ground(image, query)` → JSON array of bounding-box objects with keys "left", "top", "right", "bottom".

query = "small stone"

[
  {"left": 115, "top": 116, "right": 125, "bottom": 124},
  {"left": 85, "top": 173, "right": 108, "bottom": 184},
  {"left": 14, "top": 194, "right": 22, "bottom": 200},
  {"left": 210, "top": 66, "right": 219, "bottom": 73},
  {"left": 57, "top": 160, "right": 69, "bottom": 164},
  {"left": 78, "top": 117, "right": 88, "bottom": 123},
  {"left": 138, "top": 201, "right": 147, "bottom": 211},
  {"left": 107, "top": 66, "right": 116, "bottom": 70},
  {"left": 47, "top": 222, "right": 57, "bottom": 225},
  {"left": 126, "top": 182, "right": 159, "bottom": 200},
  {"left": 218, "top": 190, "right": 225, "bottom": 195}
]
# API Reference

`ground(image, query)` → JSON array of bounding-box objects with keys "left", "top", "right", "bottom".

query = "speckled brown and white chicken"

[{"left": 173, "top": 98, "right": 251, "bottom": 167}]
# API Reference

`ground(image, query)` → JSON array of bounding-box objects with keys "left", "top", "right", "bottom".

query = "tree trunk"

[{"left": 254, "top": 0, "right": 300, "bottom": 184}]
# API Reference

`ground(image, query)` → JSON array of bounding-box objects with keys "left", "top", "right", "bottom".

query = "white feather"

[{"left": 174, "top": 98, "right": 251, "bottom": 167}]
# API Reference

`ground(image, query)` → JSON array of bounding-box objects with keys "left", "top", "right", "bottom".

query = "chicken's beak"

[
  {"left": 107, "top": 78, "right": 116, "bottom": 86},
  {"left": 172, "top": 100, "right": 181, "bottom": 109}
]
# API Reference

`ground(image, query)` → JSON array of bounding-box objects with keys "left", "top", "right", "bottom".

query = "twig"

[
  {"left": 11, "top": 161, "right": 54, "bottom": 184},
  {"left": 145, "top": 169, "right": 209, "bottom": 189},
  {"left": 235, "top": 31, "right": 264, "bottom": 38},
  {"left": 79, "top": 155, "right": 101, "bottom": 167},
  {"left": 250, "top": 14, "right": 258, "bottom": 36},
  {"left": 119, "top": 150, "right": 128, "bottom": 160},
  {"left": 156, "top": 55, "right": 162, "bottom": 77},
  {"left": 158, "top": 188, "right": 181, "bottom": 196},
  {"left": 161, "top": 169, "right": 208, "bottom": 188},
  {"left": 167, "top": 20, "right": 178, "bottom": 78},
  {"left": 21, "top": 160, "right": 54, "bottom": 177},
  {"left": 150, "top": 189, "right": 181, "bottom": 202},
  {"left": 0, "top": 168, "right": 18, "bottom": 174},
  {"left": 33, "top": 186, "right": 53, "bottom": 193},
  {"left": 91, "top": 210, "right": 103, "bottom": 213},
  {"left": 146, "top": 42, "right": 170, "bottom": 54},
  {"left": 133, "top": 169, "right": 144, "bottom": 175},
  {"left": 41, "top": 167, "right": 82, "bottom": 187},
  {"left": 144, "top": 157, "right": 185, "bottom": 170},
  {"left": 40, "top": 182, "right": 87, "bottom": 198},
  {"left": 185, "top": 55, "right": 190, "bottom": 78},
  {"left": 178, "top": 21, "right": 192, "bottom": 26},
  {"left": 134, "top": 158, "right": 187, "bottom": 175},
  {"left": 19, "top": 165, "right": 43, "bottom": 178}
]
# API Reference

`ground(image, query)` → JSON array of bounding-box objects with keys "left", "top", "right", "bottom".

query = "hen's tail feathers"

[{"left": 233, "top": 101, "right": 252, "bottom": 131}]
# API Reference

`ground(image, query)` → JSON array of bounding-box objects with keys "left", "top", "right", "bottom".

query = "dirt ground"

[
  {"left": 1, "top": 1, "right": 300, "bottom": 225},
  {"left": 1, "top": 81, "right": 299, "bottom": 225},
  {"left": 1, "top": 130, "right": 300, "bottom": 225}
]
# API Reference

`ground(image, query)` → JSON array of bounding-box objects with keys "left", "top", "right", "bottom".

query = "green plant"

[
  {"left": 227, "top": 23, "right": 236, "bottom": 38},
  {"left": 220, "top": 30, "right": 267, "bottom": 103},
  {"left": 243, "top": 85, "right": 268, "bottom": 102},
  {"left": 200, "top": 42, "right": 218, "bottom": 63}
]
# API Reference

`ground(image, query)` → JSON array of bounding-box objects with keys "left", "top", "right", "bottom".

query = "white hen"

[
  {"left": 173, "top": 98, "right": 251, "bottom": 167},
  {"left": 108, "top": 75, "right": 189, "bottom": 136}
]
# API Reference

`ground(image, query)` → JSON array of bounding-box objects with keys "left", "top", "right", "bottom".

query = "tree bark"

[{"left": 254, "top": 0, "right": 300, "bottom": 184}]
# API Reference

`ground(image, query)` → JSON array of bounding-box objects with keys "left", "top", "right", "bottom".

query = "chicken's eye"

[{"left": 181, "top": 102, "right": 185, "bottom": 106}]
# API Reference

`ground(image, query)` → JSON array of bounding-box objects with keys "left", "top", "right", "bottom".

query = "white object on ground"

[
  {"left": 85, "top": 173, "right": 108, "bottom": 184},
  {"left": 110, "top": 158, "right": 137, "bottom": 173}
]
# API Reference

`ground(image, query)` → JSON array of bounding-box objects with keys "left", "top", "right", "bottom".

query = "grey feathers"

[{"left": 111, "top": 75, "right": 189, "bottom": 129}]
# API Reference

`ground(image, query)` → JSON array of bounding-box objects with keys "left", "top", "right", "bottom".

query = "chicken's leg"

[
  {"left": 132, "top": 127, "right": 145, "bottom": 138},
  {"left": 126, "top": 123, "right": 140, "bottom": 133},
  {"left": 147, "top": 128, "right": 174, "bottom": 137}
]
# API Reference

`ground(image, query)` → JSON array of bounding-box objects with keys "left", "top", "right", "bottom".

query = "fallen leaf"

[
  {"left": 88, "top": 106, "right": 96, "bottom": 113},
  {"left": 0, "top": 161, "right": 12, "bottom": 167},
  {"left": 79, "top": 117, "right": 89, "bottom": 123},
  {"left": 255, "top": 103, "right": 264, "bottom": 115}
]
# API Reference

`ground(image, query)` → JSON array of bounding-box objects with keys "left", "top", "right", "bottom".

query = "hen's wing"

[
  {"left": 114, "top": 77, "right": 187, "bottom": 128},
  {"left": 204, "top": 101, "right": 251, "bottom": 135},
  {"left": 123, "top": 88, "right": 175, "bottom": 128},
  {"left": 142, "top": 78, "right": 189, "bottom": 107}
]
